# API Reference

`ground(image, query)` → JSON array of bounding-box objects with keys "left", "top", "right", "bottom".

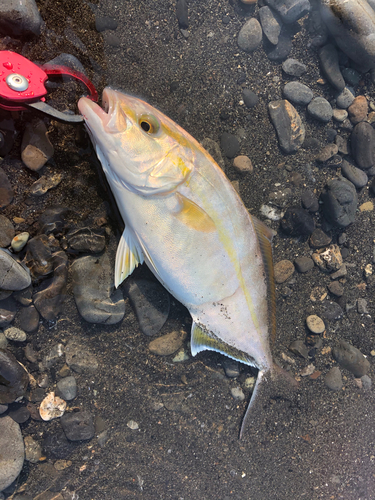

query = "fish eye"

[{"left": 139, "top": 114, "right": 160, "bottom": 134}]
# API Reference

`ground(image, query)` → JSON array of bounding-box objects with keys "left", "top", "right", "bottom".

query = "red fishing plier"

[{"left": 0, "top": 50, "right": 97, "bottom": 123}]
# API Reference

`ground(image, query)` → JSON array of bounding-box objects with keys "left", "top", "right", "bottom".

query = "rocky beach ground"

[{"left": 0, "top": 0, "right": 375, "bottom": 499}]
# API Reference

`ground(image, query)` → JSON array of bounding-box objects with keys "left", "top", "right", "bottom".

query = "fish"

[{"left": 78, "top": 87, "right": 293, "bottom": 438}]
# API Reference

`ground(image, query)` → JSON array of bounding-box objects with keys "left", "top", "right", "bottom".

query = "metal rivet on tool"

[{"left": 5, "top": 73, "right": 29, "bottom": 91}]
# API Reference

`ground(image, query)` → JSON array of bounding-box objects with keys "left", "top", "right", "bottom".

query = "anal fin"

[{"left": 115, "top": 226, "right": 144, "bottom": 288}]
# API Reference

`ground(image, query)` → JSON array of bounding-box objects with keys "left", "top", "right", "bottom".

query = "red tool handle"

[{"left": 41, "top": 64, "right": 98, "bottom": 102}]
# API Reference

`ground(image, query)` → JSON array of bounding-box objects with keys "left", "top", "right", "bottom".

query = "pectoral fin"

[
  {"left": 115, "top": 227, "right": 144, "bottom": 288},
  {"left": 173, "top": 193, "right": 216, "bottom": 233}
]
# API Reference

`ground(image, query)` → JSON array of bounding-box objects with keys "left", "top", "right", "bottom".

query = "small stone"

[
  {"left": 29, "top": 169, "right": 63, "bottom": 196},
  {"left": 21, "top": 119, "right": 54, "bottom": 171},
  {"left": 127, "top": 420, "right": 139, "bottom": 430},
  {"left": 280, "top": 207, "right": 315, "bottom": 236},
  {"left": 360, "top": 201, "right": 374, "bottom": 212},
  {"left": 148, "top": 330, "right": 187, "bottom": 356},
  {"left": 0, "top": 215, "right": 15, "bottom": 248},
  {"left": 19, "top": 305, "right": 40, "bottom": 333},
  {"left": 309, "top": 228, "right": 332, "bottom": 248},
  {"left": 316, "top": 144, "right": 338, "bottom": 163},
  {"left": 307, "top": 97, "right": 333, "bottom": 122},
  {"left": 274, "top": 260, "right": 295, "bottom": 283},
  {"left": 312, "top": 245, "right": 343, "bottom": 272},
  {"left": 319, "top": 44, "right": 345, "bottom": 91},
  {"left": 0, "top": 416, "right": 24, "bottom": 491},
  {"left": 321, "top": 301, "right": 344, "bottom": 321},
  {"left": 342, "top": 68, "right": 361, "bottom": 87},
  {"left": 336, "top": 87, "right": 355, "bottom": 109},
  {"left": 56, "top": 376, "right": 77, "bottom": 401},
  {"left": 220, "top": 132, "right": 240, "bottom": 158},
  {"left": 331, "top": 265, "right": 347, "bottom": 279},
  {"left": 0, "top": 297, "right": 17, "bottom": 327},
  {"left": 11, "top": 232, "right": 30, "bottom": 252},
  {"left": 301, "top": 190, "right": 319, "bottom": 212},
  {"left": 324, "top": 366, "right": 343, "bottom": 391},
  {"left": 238, "top": 18, "right": 262, "bottom": 53},
  {"left": 8, "top": 405, "right": 30, "bottom": 424},
  {"left": 66, "top": 227, "right": 106, "bottom": 254},
  {"left": 176, "top": 0, "right": 188, "bottom": 29},
  {"left": 268, "top": 100, "right": 305, "bottom": 153},
  {"left": 265, "top": 0, "right": 310, "bottom": 24},
  {"left": 361, "top": 375, "right": 372, "bottom": 391},
  {"left": 265, "top": 27, "right": 293, "bottom": 61},
  {"left": 223, "top": 359, "right": 240, "bottom": 378},
  {"left": 348, "top": 95, "right": 368, "bottom": 124},
  {"left": 300, "top": 364, "right": 316, "bottom": 376},
  {"left": 172, "top": 349, "right": 190, "bottom": 362},
  {"left": 283, "top": 82, "right": 313, "bottom": 106},
  {"left": 230, "top": 387, "right": 245, "bottom": 401},
  {"left": 357, "top": 298, "right": 369, "bottom": 314},
  {"left": 95, "top": 15, "right": 118, "bottom": 31},
  {"left": 232, "top": 155, "right": 253, "bottom": 175},
  {"left": 321, "top": 178, "right": 358, "bottom": 227},
  {"left": 289, "top": 340, "right": 309, "bottom": 358},
  {"left": 282, "top": 58, "right": 307, "bottom": 77},
  {"left": 333, "top": 340, "right": 370, "bottom": 377},
  {"left": 4, "top": 327, "right": 27, "bottom": 342},
  {"left": 333, "top": 108, "right": 348, "bottom": 122},
  {"left": 327, "top": 281, "right": 344, "bottom": 297},
  {"left": 341, "top": 159, "right": 368, "bottom": 188},
  {"left": 24, "top": 435, "right": 42, "bottom": 463},
  {"left": 39, "top": 392, "right": 67, "bottom": 421},
  {"left": 306, "top": 315, "right": 325, "bottom": 334},
  {"left": 0, "top": 167, "right": 14, "bottom": 209},
  {"left": 242, "top": 89, "right": 259, "bottom": 109},
  {"left": 294, "top": 256, "right": 314, "bottom": 273},
  {"left": 61, "top": 410, "right": 95, "bottom": 441},
  {"left": 259, "top": 6, "right": 282, "bottom": 45},
  {"left": 351, "top": 122, "right": 375, "bottom": 170}
]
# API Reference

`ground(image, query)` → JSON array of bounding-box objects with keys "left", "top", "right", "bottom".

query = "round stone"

[
  {"left": 283, "top": 82, "right": 313, "bottom": 105},
  {"left": 56, "top": 376, "right": 77, "bottom": 401},
  {"left": 0, "top": 215, "right": 15, "bottom": 248},
  {"left": 325, "top": 366, "right": 343, "bottom": 391},
  {"left": 4, "top": 327, "right": 27, "bottom": 342},
  {"left": 11, "top": 232, "right": 30, "bottom": 252},
  {"left": 306, "top": 314, "right": 325, "bottom": 334},
  {"left": 274, "top": 260, "right": 295, "bottom": 283},
  {"left": 307, "top": 97, "right": 333, "bottom": 122},
  {"left": 232, "top": 155, "right": 253, "bottom": 174},
  {"left": 282, "top": 58, "right": 307, "bottom": 77},
  {"left": 238, "top": 18, "right": 262, "bottom": 53}
]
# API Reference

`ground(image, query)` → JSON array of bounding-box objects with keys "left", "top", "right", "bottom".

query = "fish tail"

[{"left": 239, "top": 364, "right": 298, "bottom": 440}]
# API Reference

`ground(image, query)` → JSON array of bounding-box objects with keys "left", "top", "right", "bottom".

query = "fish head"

[{"left": 78, "top": 88, "right": 194, "bottom": 195}]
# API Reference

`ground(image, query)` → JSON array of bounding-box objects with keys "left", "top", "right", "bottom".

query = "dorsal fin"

[{"left": 250, "top": 215, "right": 277, "bottom": 346}]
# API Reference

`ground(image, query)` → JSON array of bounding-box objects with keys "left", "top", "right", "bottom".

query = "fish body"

[{"left": 78, "top": 88, "right": 279, "bottom": 436}]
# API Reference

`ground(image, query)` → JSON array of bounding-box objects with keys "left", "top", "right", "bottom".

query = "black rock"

[
  {"left": 8, "top": 404, "right": 30, "bottom": 424},
  {"left": 0, "top": 349, "right": 29, "bottom": 404},
  {"left": 369, "top": 176, "right": 375, "bottom": 195},
  {"left": 0, "top": 167, "right": 14, "bottom": 208},
  {"left": 282, "top": 58, "right": 307, "bottom": 77},
  {"left": 259, "top": 5, "right": 282, "bottom": 45},
  {"left": 34, "top": 251, "right": 68, "bottom": 321},
  {"left": 25, "top": 234, "right": 55, "bottom": 278},
  {"left": 301, "top": 190, "right": 319, "bottom": 212},
  {"left": 0, "top": 296, "right": 17, "bottom": 327},
  {"left": 61, "top": 410, "right": 95, "bottom": 441},
  {"left": 220, "top": 132, "right": 240, "bottom": 158},
  {"left": 265, "top": 27, "right": 293, "bottom": 61},
  {"left": 0, "top": 0, "right": 43, "bottom": 36},
  {"left": 66, "top": 227, "right": 106, "bottom": 254},
  {"left": 332, "top": 340, "right": 370, "bottom": 377},
  {"left": 280, "top": 207, "right": 315, "bottom": 236},
  {"left": 321, "top": 301, "right": 344, "bottom": 321},
  {"left": 38, "top": 206, "right": 69, "bottom": 234},
  {"left": 320, "top": 177, "right": 358, "bottom": 227},
  {"left": 283, "top": 82, "right": 313, "bottom": 105},
  {"left": 19, "top": 304, "right": 39, "bottom": 332},
  {"left": 341, "top": 159, "right": 368, "bottom": 188},
  {"left": 319, "top": 44, "right": 345, "bottom": 91},
  {"left": 307, "top": 97, "right": 333, "bottom": 122},
  {"left": 351, "top": 122, "right": 375, "bottom": 170},
  {"left": 265, "top": 0, "right": 310, "bottom": 24},
  {"left": 242, "top": 89, "right": 258, "bottom": 108},
  {"left": 95, "top": 15, "right": 118, "bottom": 32},
  {"left": 309, "top": 228, "right": 332, "bottom": 248},
  {"left": 176, "top": 0, "right": 188, "bottom": 29},
  {"left": 124, "top": 279, "right": 170, "bottom": 336},
  {"left": 294, "top": 256, "right": 314, "bottom": 273},
  {"left": 268, "top": 100, "right": 305, "bottom": 153}
]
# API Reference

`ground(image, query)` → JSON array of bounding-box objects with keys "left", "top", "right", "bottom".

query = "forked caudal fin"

[{"left": 239, "top": 364, "right": 298, "bottom": 440}]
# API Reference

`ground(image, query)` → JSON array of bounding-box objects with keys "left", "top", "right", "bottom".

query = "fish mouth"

[{"left": 78, "top": 87, "right": 118, "bottom": 127}]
